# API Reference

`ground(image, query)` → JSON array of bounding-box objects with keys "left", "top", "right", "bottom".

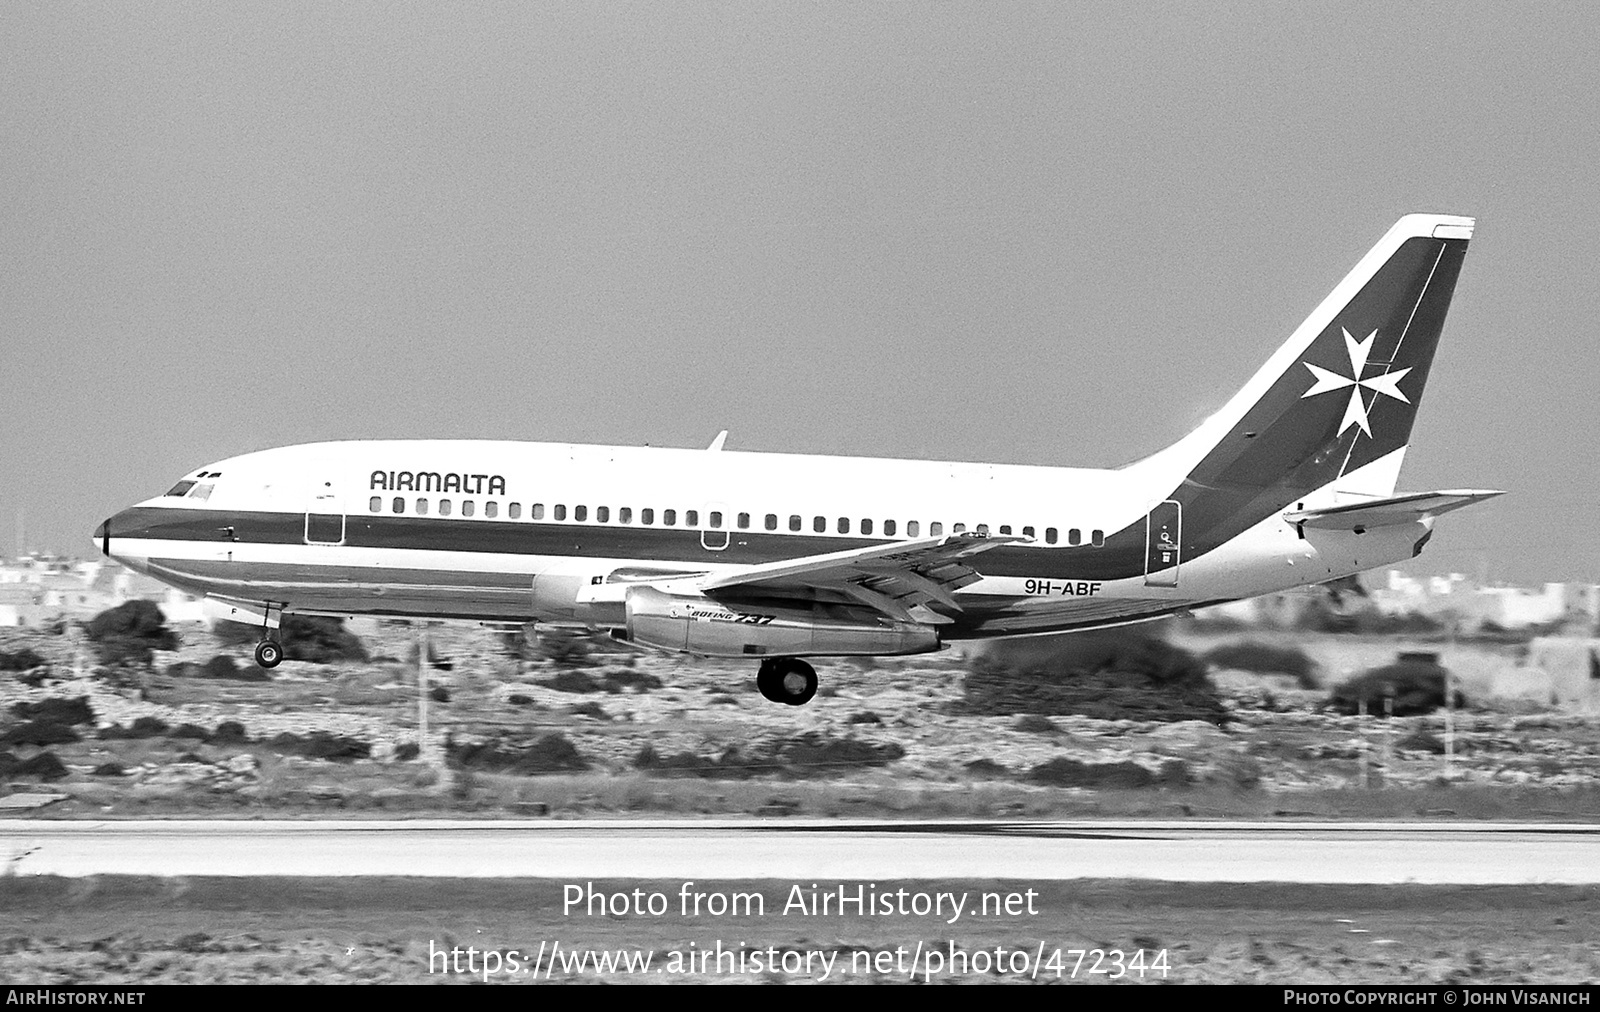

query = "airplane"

[{"left": 93, "top": 213, "right": 1501, "bottom": 705}]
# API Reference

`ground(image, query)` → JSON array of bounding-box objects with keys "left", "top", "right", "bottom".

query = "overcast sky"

[{"left": 3, "top": 2, "right": 1596, "bottom": 585}]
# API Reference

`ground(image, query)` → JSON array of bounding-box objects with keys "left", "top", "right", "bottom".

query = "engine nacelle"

[{"left": 622, "top": 587, "right": 940, "bottom": 659}]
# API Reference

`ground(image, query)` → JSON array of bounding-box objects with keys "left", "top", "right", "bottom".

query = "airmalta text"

[{"left": 370, "top": 471, "right": 506, "bottom": 496}]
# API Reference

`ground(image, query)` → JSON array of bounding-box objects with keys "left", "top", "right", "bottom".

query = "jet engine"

[{"left": 620, "top": 586, "right": 939, "bottom": 659}]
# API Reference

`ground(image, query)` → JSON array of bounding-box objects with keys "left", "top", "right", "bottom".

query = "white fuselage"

[{"left": 99, "top": 437, "right": 1426, "bottom": 643}]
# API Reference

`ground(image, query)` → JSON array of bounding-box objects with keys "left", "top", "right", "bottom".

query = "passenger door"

[{"left": 304, "top": 472, "right": 346, "bottom": 546}]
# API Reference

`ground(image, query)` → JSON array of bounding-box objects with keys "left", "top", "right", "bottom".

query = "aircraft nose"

[{"left": 93, "top": 518, "right": 110, "bottom": 557}]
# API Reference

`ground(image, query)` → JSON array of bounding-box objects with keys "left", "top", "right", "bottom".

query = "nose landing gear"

[
  {"left": 253, "top": 604, "right": 284, "bottom": 668},
  {"left": 253, "top": 638, "right": 284, "bottom": 668},
  {"left": 756, "top": 657, "right": 818, "bottom": 706}
]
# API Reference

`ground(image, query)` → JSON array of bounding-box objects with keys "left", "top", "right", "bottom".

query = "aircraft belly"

[
  {"left": 145, "top": 557, "right": 538, "bottom": 620},
  {"left": 946, "top": 593, "right": 1200, "bottom": 638}
]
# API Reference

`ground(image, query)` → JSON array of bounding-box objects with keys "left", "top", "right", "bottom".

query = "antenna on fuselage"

[{"left": 707, "top": 430, "right": 728, "bottom": 452}]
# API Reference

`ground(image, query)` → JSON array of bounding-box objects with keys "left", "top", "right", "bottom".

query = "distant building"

[{"left": 0, "top": 554, "right": 204, "bottom": 626}]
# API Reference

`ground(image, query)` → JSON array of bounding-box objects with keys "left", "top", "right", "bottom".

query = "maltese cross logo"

[{"left": 1300, "top": 328, "right": 1411, "bottom": 437}]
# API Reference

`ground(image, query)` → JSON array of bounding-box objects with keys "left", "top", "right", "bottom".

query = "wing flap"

[
  {"left": 1284, "top": 489, "right": 1505, "bottom": 532},
  {"left": 698, "top": 532, "right": 1027, "bottom": 618}
]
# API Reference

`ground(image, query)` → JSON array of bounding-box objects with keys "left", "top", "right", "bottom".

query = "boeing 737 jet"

[{"left": 94, "top": 214, "right": 1500, "bottom": 705}]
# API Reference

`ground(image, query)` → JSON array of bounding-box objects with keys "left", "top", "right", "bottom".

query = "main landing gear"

[{"left": 756, "top": 657, "right": 818, "bottom": 706}]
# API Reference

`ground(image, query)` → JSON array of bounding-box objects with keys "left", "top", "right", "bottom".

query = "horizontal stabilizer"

[{"left": 1283, "top": 489, "right": 1505, "bottom": 532}]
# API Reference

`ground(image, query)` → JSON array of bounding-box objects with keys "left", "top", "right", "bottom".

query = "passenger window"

[
  {"left": 574, "top": 505, "right": 586, "bottom": 522},
  {"left": 417, "top": 499, "right": 429, "bottom": 516},
  {"left": 392, "top": 497, "right": 405, "bottom": 513},
  {"left": 664, "top": 509, "right": 676, "bottom": 525},
  {"left": 929, "top": 522, "right": 943, "bottom": 536},
  {"left": 814, "top": 516, "right": 826, "bottom": 533},
  {"left": 953, "top": 523, "right": 966, "bottom": 534},
  {"left": 976, "top": 524, "right": 989, "bottom": 536},
  {"left": 532, "top": 504, "right": 544, "bottom": 520},
  {"left": 838, "top": 517, "right": 850, "bottom": 534},
  {"left": 1092, "top": 529, "right": 1105, "bottom": 547},
  {"left": 737, "top": 512, "right": 750, "bottom": 529},
  {"left": 765, "top": 514, "right": 778, "bottom": 531},
  {"left": 1023, "top": 526, "right": 1035, "bottom": 538},
  {"left": 999, "top": 525, "right": 1011, "bottom": 535},
  {"left": 907, "top": 521, "right": 920, "bottom": 537},
  {"left": 596, "top": 506, "right": 609, "bottom": 523},
  {"left": 509, "top": 503, "right": 522, "bottom": 519},
  {"left": 555, "top": 505, "right": 567, "bottom": 521},
  {"left": 619, "top": 507, "right": 632, "bottom": 524},
  {"left": 485, "top": 502, "right": 498, "bottom": 518},
  {"left": 686, "top": 510, "right": 699, "bottom": 526},
  {"left": 1045, "top": 527, "right": 1058, "bottom": 544},
  {"left": 861, "top": 519, "right": 873, "bottom": 536},
  {"left": 463, "top": 501, "right": 475, "bottom": 517},
  {"left": 789, "top": 515, "right": 802, "bottom": 532},
  {"left": 1068, "top": 528, "right": 1081, "bottom": 546},
  {"left": 369, "top": 497, "right": 381, "bottom": 513},
  {"left": 884, "top": 519, "right": 896, "bottom": 537},
  {"left": 709, "top": 511, "right": 722, "bottom": 528},
  {"left": 642, "top": 508, "right": 654, "bottom": 525},
  {"left": 440, "top": 500, "right": 452, "bottom": 516}
]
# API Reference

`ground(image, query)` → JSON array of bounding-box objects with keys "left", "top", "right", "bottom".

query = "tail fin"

[{"left": 1128, "top": 213, "right": 1473, "bottom": 501}]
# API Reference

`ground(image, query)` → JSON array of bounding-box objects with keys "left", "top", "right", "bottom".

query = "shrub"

[
  {"left": 598, "top": 669, "right": 663, "bottom": 693},
  {"left": 12, "top": 751, "right": 68, "bottom": 781},
  {"left": 1027, "top": 758, "right": 1188, "bottom": 789},
  {"left": 1013, "top": 714, "right": 1057, "bottom": 733},
  {"left": 1326, "top": 659, "right": 1464, "bottom": 716},
  {"left": 0, "top": 648, "right": 47, "bottom": 672},
  {"left": 266, "top": 732, "right": 371, "bottom": 760},
  {"left": 529, "top": 629, "right": 593, "bottom": 667},
  {"left": 0, "top": 722, "right": 79, "bottom": 746},
  {"left": 85, "top": 600, "right": 176, "bottom": 666},
  {"left": 209, "top": 720, "right": 249, "bottom": 744},
  {"left": 542, "top": 670, "right": 602, "bottom": 694},
  {"left": 961, "top": 630, "right": 1228, "bottom": 724},
  {"left": 964, "top": 758, "right": 1011, "bottom": 777},
  {"left": 10, "top": 697, "right": 94, "bottom": 727},
  {"left": 117, "top": 716, "right": 169, "bottom": 739},
  {"left": 636, "top": 734, "right": 905, "bottom": 779},
  {"left": 1292, "top": 598, "right": 1444, "bottom": 634},
  {"left": 449, "top": 733, "right": 588, "bottom": 774},
  {"left": 1203, "top": 641, "right": 1318, "bottom": 688}
]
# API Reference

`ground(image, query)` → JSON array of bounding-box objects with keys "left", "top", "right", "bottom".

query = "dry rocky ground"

[
  {"left": 2, "top": 620, "right": 1598, "bottom": 984},
  {"left": 0, "top": 621, "right": 1598, "bottom": 819}
]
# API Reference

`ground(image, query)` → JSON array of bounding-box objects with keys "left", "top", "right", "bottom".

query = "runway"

[{"left": 3, "top": 819, "right": 1598, "bottom": 883}]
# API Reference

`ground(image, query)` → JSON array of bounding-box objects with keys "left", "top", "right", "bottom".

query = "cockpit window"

[
  {"left": 189, "top": 483, "right": 214, "bottom": 501},
  {"left": 165, "top": 481, "right": 197, "bottom": 497}
]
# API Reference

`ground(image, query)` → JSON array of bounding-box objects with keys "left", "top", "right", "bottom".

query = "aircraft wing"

[
  {"left": 1283, "top": 489, "right": 1505, "bottom": 532},
  {"left": 697, "top": 533, "right": 1028, "bottom": 623}
]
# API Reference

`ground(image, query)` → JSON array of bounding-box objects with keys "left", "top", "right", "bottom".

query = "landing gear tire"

[
  {"left": 757, "top": 657, "right": 818, "bottom": 706},
  {"left": 254, "top": 639, "right": 283, "bottom": 669}
]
